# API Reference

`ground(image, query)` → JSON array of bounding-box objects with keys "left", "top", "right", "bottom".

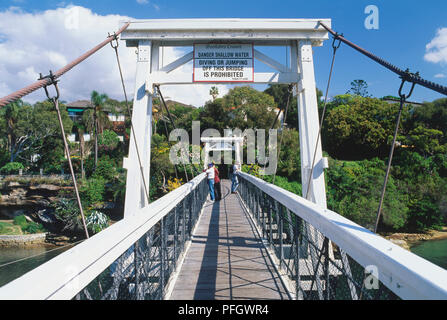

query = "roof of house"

[{"left": 66, "top": 100, "right": 91, "bottom": 108}]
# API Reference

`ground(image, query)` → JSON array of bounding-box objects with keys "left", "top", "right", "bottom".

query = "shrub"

[
  {"left": 23, "top": 222, "right": 45, "bottom": 234},
  {"left": 86, "top": 211, "right": 110, "bottom": 234},
  {"left": 53, "top": 199, "right": 84, "bottom": 235},
  {"left": 0, "top": 162, "right": 24, "bottom": 174},
  {"left": 98, "top": 129, "right": 120, "bottom": 151},
  {"left": 92, "top": 156, "right": 116, "bottom": 181},
  {"left": 13, "top": 215, "right": 28, "bottom": 229},
  {"left": 80, "top": 177, "right": 106, "bottom": 206},
  {"left": 167, "top": 178, "right": 183, "bottom": 192},
  {"left": 13, "top": 215, "right": 45, "bottom": 234}
]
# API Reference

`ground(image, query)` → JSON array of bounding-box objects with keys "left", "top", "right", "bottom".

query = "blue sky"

[{"left": 0, "top": 0, "right": 446, "bottom": 104}]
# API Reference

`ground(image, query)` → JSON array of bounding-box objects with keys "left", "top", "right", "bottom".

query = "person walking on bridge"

[
  {"left": 231, "top": 161, "right": 240, "bottom": 194},
  {"left": 204, "top": 163, "right": 215, "bottom": 201},
  {"left": 213, "top": 163, "right": 222, "bottom": 201}
]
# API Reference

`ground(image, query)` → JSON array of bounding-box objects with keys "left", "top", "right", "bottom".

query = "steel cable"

[
  {"left": 319, "top": 22, "right": 447, "bottom": 96},
  {"left": 0, "top": 23, "right": 131, "bottom": 107}
]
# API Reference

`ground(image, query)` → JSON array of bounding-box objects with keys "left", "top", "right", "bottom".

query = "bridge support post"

[
  {"left": 123, "top": 40, "right": 155, "bottom": 217},
  {"left": 294, "top": 40, "right": 327, "bottom": 208}
]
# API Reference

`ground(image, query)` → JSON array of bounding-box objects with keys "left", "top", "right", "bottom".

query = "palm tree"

[
  {"left": 210, "top": 86, "right": 219, "bottom": 101},
  {"left": 89, "top": 91, "right": 110, "bottom": 167}
]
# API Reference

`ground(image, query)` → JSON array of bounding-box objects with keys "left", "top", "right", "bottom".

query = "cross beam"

[{"left": 121, "top": 18, "right": 331, "bottom": 218}]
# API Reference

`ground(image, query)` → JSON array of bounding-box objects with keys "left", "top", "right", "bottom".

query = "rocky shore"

[{"left": 384, "top": 227, "right": 447, "bottom": 251}]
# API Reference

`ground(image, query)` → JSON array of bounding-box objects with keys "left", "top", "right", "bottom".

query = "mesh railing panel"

[
  {"left": 75, "top": 178, "right": 208, "bottom": 300},
  {"left": 238, "top": 176, "right": 399, "bottom": 300}
]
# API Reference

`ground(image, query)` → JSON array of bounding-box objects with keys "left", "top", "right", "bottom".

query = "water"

[
  {"left": 410, "top": 239, "right": 447, "bottom": 270},
  {"left": 0, "top": 245, "right": 73, "bottom": 288}
]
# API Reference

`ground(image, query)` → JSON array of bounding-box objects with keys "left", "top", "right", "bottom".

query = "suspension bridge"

[{"left": 0, "top": 19, "right": 447, "bottom": 300}]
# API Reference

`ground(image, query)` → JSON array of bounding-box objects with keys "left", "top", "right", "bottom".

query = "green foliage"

[
  {"left": 276, "top": 129, "right": 301, "bottom": 181},
  {"left": 263, "top": 174, "right": 302, "bottom": 196},
  {"left": 92, "top": 156, "right": 116, "bottom": 181},
  {"left": 53, "top": 199, "right": 85, "bottom": 235},
  {"left": 323, "top": 95, "right": 409, "bottom": 159},
  {"left": 347, "top": 79, "right": 370, "bottom": 97},
  {"left": 98, "top": 129, "right": 120, "bottom": 151},
  {"left": 0, "top": 162, "right": 24, "bottom": 174},
  {"left": 13, "top": 215, "right": 45, "bottom": 234},
  {"left": 80, "top": 177, "right": 106, "bottom": 207},
  {"left": 222, "top": 86, "right": 277, "bottom": 130},
  {"left": 86, "top": 211, "right": 110, "bottom": 234},
  {"left": 326, "top": 158, "right": 408, "bottom": 231}
]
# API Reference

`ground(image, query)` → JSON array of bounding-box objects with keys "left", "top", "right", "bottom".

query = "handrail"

[
  {"left": 238, "top": 172, "right": 447, "bottom": 300},
  {"left": 0, "top": 173, "right": 207, "bottom": 300}
]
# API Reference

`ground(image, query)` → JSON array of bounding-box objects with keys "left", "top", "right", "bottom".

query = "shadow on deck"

[{"left": 170, "top": 180, "right": 290, "bottom": 300}]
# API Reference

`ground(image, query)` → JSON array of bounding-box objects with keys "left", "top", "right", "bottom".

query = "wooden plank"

[{"left": 170, "top": 180, "right": 289, "bottom": 300}]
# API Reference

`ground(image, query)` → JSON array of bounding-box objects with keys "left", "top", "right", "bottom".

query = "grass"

[
  {"left": 13, "top": 215, "right": 46, "bottom": 234},
  {"left": 0, "top": 221, "right": 23, "bottom": 235}
]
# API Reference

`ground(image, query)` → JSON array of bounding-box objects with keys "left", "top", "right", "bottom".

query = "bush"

[
  {"left": 80, "top": 177, "right": 106, "bottom": 206},
  {"left": 98, "top": 129, "right": 120, "bottom": 151},
  {"left": 92, "top": 156, "right": 116, "bottom": 181},
  {"left": 13, "top": 215, "right": 28, "bottom": 229},
  {"left": 13, "top": 215, "right": 45, "bottom": 234},
  {"left": 23, "top": 222, "right": 45, "bottom": 234},
  {"left": 53, "top": 199, "right": 84, "bottom": 235},
  {"left": 0, "top": 162, "right": 24, "bottom": 174},
  {"left": 86, "top": 211, "right": 110, "bottom": 234}
]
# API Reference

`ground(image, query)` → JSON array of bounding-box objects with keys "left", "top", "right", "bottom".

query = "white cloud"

[
  {"left": 136, "top": 0, "right": 149, "bottom": 4},
  {"left": 434, "top": 73, "right": 446, "bottom": 78},
  {"left": 425, "top": 27, "right": 447, "bottom": 64},
  {"left": 0, "top": 5, "right": 223, "bottom": 107}
]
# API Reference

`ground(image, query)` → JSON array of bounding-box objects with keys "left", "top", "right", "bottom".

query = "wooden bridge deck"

[{"left": 170, "top": 180, "right": 290, "bottom": 300}]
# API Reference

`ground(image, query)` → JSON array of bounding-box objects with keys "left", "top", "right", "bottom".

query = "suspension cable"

[
  {"left": 110, "top": 33, "right": 151, "bottom": 205},
  {"left": 155, "top": 84, "right": 190, "bottom": 182},
  {"left": 160, "top": 102, "right": 179, "bottom": 179},
  {"left": 0, "top": 23, "right": 131, "bottom": 108},
  {"left": 305, "top": 35, "right": 342, "bottom": 200},
  {"left": 40, "top": 72, "right": 89, "bottom": 239},
  {"left": 319, "top": 22, "right": 447, "bottom": 97},
  {"left": 374, "top": 79, "right": 416, "bottom": 233},
  {"left": 272, "top": 84, "right": 294, "bottom": 185}
]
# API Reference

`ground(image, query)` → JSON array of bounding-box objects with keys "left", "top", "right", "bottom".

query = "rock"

[
  {"left": 389, "top": 239, "right": 410, "bottom": 251},
  {"left": 36, "top": 209, "right": 58, "bottom": 224}
]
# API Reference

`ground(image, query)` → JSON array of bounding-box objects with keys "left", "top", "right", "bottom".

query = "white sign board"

[{"left": 193, "top": 44, "right": 254, "bottom": 83}]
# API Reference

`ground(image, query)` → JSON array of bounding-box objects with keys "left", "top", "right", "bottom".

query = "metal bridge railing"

[
  {"left": 238, "top": 172, "right": 447, "bottom": 300},
  {"left": 0, "top": 173, "right": 208, "bottom": 300}
]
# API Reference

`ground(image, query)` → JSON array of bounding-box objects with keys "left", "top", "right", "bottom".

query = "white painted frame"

[
  {"left": 121, "top": 19, "right": 331, "bottom": 218},
  {"left": 201, "top": 137, "right": 244, "bottom": 168}
]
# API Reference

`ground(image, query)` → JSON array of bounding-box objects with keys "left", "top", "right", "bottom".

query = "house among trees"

[{"left": 66, "top": 100, "right": 126, "bottom": 143}]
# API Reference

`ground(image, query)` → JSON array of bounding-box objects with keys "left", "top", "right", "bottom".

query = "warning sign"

[{"left": 193, "top": 44, "right": 254, "bottom": 82}]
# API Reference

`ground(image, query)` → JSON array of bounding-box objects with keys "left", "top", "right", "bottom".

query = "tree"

[
  {"left": 347, "top": 79, "right": 370, "bottom": 97},
  {"left": 411, "top": 98, "right": 447, "bottom": 144},
  {"left": 86, "top": 91, "right": 110, "bottom": 167},
  {"left": 0, "top": 100, "right": 29, "bottom": 162},
  {"left": 323, "top": 95, "right": 410, "bottom": 159},
  {"left": 264, "top": 84, "right": 323, "bottom": 130},
  {"left": 222, "top": 86, "right": 277, "bottom": 131},
  {"left": 210, "top": 86, "right": 219, "bottom": 101},
  {"left": 0, "top": 100, "right": 72, "bottom": 165}
]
